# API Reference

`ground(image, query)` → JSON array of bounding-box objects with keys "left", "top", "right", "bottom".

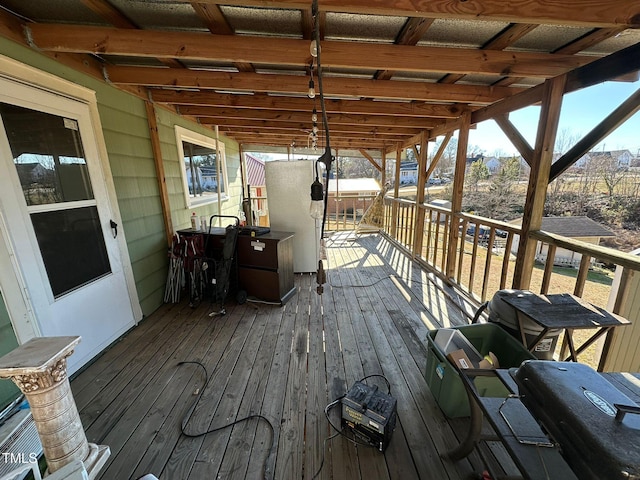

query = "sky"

[{"left": 467, "top": 78, "right": 640, "bottom": 157}]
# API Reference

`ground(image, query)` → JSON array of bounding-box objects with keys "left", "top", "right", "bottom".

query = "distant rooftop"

[
  {"left": 327, "top": 178, "right": 381, "bottom": 194},
  {"left": 512, "top": 216, "right": 615, "bottom": 238}
]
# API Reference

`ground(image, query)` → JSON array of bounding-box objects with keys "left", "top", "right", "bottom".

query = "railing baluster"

[
  {"left": 540, "top": 244, "right": 557, "bottom": 294},
  {"left": 441, "top": 215, "right": 450, "bottom": 273},
  {"left": 457, "top": 218, "right": 468, "bottom": 285},
  {"left": 481, "top": 228, "right": 496, "bottom": 302},
  {"left": 425, "top": 209, "right": 434, "bottom": 266},
  {"left": 574, "top": 254, "right": 592, "bottom": 298},
  {"left": 501, "top": 233, "right": 514, "bottom": 290}
]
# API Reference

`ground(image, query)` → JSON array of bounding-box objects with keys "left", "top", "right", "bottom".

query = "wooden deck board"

[{"left": 72, "top": 233, "right": 493, "bottom": 480}]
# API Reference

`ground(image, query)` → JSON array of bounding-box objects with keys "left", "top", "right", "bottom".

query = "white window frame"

[{"left": 175, "top": 126, "right": 228, "bottom": 208}]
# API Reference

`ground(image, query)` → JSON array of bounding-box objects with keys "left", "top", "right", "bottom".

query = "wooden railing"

[
  {"left": 382, "top": 196, "right": 640, "bottom": 368},
  {"left": 325, "top": 193, "right": 378, "bottom": 231},
  {"left": 383, "top": 196, "right": 640, "bottom": 304}
]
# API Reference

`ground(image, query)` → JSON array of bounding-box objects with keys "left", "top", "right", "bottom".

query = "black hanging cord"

[
  {"left": 312, "top": 0, "right": 333, "bottom": 240},
  {"left": 177, "top": 361, "right": 276, "bottom": 480}
]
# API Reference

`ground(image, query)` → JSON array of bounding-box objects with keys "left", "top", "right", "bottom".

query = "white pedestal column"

[{"left": 0, "top": 336, "right": 109, "bottom": 479}]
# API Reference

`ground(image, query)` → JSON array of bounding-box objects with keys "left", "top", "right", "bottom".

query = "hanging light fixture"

[
  {"left": 308, "top": 78, "right": 316, "bottom": 99},
  {"left": 310, "top": 39, "right": 319, "bottom": 58},
  {"left": 309, "top": 161, "right": 324, "bottom": 219}
]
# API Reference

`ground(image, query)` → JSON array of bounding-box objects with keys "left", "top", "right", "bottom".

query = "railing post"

[
  {"left": 391, "top": 146, "right": 402, "bottom": 239},
  {"left": 600, "top": 267, "right": 635, "bottom": 371},
  {"left": 413, "top": 131, "right": 428, "bottom": 257},
  {"left": 513, "top": 75, "right": 566, "bottom": 289},
  {"left": 446, "top": 111, "right": 471, "bottom": 279}
]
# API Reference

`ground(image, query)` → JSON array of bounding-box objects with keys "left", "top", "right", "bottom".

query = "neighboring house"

[
  {"left": 399, "top": 161, "right": 418, "bottom": 185},
  {"left": 574, "top": 149, "right": 634, "bottom": 169},
  {"left": 510, "top": 216, "right": 615, "bottom": 267},
  {"left": 327, "top": 178, "right": 381, "bottom": 216},
  {"left": 483, "top": 156, "right": 501, "bottom": 174},
  {"left": 14, "top": 162, "right": 50, "bottom": 184},
  {"left": 398, "top": 161, "right": 446, "bottom": 185},
  {"left": 465, "top": 154, "right": 485, "bottom": 168}
]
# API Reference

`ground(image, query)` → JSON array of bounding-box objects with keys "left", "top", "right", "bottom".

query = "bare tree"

[{"left": 594, "top": 153, "right": 626, "bottom": 197}]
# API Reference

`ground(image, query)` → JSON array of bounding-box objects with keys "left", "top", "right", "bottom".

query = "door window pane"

[
  {"left": 0, "top": 103, "right": 94, "bottom": 206},
  {"left": 30, "top": 207, "right": 111, "bottom": 298}
]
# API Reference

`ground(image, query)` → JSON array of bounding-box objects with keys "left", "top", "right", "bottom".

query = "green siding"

[
  {"left": 0, "top": 293, "right": 19, "bottom": 409},
  {"left": 0, "top": 38, "right": 243, "bottom": 319}
]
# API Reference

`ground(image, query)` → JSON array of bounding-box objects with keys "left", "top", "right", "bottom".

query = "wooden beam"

[
  {"left": 228, "top": 135, "right": 387, "bottom": 149},
  {"left": 376, "top": 17, "right": 435, "bottom": 80},
  {"left": 106, "top": 65, "right": 523, "bottom": 104},
  {"left": 190, "top": 2, "right": 234, "bottom": 34},
  {"left": 358, "top": 149, "right": 382, "bottom": 172},
  {"left": 192, "top": 108, "right": 439, "bottom": 128},
  {"left": 29, "top": 24, "right": 594, "bottom": 78},
  {"left": 473, "top": 41, "right": 640, "bottom": 133},
  {"left": 553, "top": 27, "right": 627, "bottom": 54},
  {"left": 494, "top": 114, "right": 534, "bottom": 166},
  {"left": 549, "top": 87, "right": 640, "bottom": 181},
  {"left": 80, "top": 0, "right": 138, "bottom": 29},
  {"left": 491, "top": 26, "right": 627, "bottom": 87},
  {"left": 512, "top": 75, "right": 567, "bottom": 289},
  {"left": 484, "top": 23, "right": 539, "bottom": 50},
  {"left": 219, "top": 126, "right": 415, "bottom": 139},
  {"left": 150, "top": 89, "right": 464, "bottom": 118},
  {"left": 145, "top": 101, "right": 174, "bottom": 246},
  {"left": 175, "top": 0, "right": 640, "bottom": 28},
  {"left": 425, "top": 131, "right": 452, "bottom": 181},
  {"left": 189, "top": 3, "right": 255, "bottom": 72},
  {"left": 439, "top": 23, "right": 538, "bottom": 84},
  {"left": 564, "top": 41, "right": 640, "bottom": 94},
  {"left": 202, "top": 117, "right": 421, "bottom": 135},
  {"left": 79, "top": 0, "right": 182, "bottom": 68},
  {"left": 472, "top": 84, "right": 545, "bottom": 125},
  {"left": 0, "top": 9, "right": 104, "bottom": 80}
]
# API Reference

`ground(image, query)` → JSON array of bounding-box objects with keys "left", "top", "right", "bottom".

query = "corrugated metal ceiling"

[{"left": 0, "top": 0, "right": 637, "bottom": 151}]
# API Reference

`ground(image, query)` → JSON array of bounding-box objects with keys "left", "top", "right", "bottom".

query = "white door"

[{"left": 0, "top": 75, "right": 138, "bottom": 373}]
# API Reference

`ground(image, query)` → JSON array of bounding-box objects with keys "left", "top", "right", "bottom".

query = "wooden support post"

[
  {"left": 145, "top": 101, "right": 174, "bottom": 246},
  {"left": 446, "top": 111, "right": 471, "bottom": 279},
  {"left": 391, "top": 146, "right": 402, "bottom": 238},
  {"left": 513, "top": 76, "right": 566, "bottom": 289},
  {"left": 599, "top": 268, "right": 632, "bottom": 371},
  {"left": 380, "top": 147, "right": 387, "bottom": 187},
  {"left": 413, "top": 131, "right": 428, "bottom": 257}
]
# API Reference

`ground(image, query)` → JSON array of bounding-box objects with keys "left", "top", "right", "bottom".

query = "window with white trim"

[{"left": 175, "top": 126, "right": 228, "bottom": 208}]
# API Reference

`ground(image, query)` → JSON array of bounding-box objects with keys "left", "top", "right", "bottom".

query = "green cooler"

[{"left": 424, "top": 323, "right": 535, "bottom": 418}]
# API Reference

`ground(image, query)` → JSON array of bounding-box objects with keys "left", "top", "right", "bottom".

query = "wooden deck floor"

[{"left": 70, "top": 232, "right": 490, "bottom": 480}]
